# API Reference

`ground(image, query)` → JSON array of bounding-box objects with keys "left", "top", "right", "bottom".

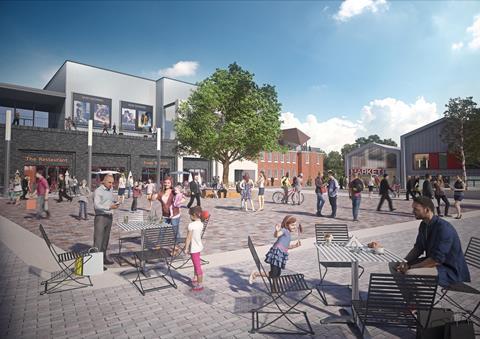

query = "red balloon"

[{"left": 201, "top": 210, "right": 210, "bottom": 221}]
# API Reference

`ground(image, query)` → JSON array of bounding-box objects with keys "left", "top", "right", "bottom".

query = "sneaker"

[
  {"left": 249, "top": 271, "right": 256, "bottom": 285},
  {"left": 191, "top": 285, "right": 204, "bottom": 292}
]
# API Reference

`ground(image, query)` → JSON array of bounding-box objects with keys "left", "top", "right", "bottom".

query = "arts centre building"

[{"left": 0, "top": 60, "right": 214, "bottom": 188}]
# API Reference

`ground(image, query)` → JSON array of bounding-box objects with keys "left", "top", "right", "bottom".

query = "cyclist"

[{"left": 280, "top": 172, "right": 290, "bottom": 204}]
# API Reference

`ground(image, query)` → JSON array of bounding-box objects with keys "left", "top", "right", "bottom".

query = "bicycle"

[{"left": 272, "top": 187, "right": 305, "bottom": 205}]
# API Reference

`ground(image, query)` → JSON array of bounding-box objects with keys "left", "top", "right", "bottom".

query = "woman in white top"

[
  {"left": 256, "top": 171, "right": 266, "bottom": 211},
  {"left": 118, "top": 173, "right": 126, "bottom": 203},
  {"left": 145, "top": 178, "right": 156, "bottom": 210}
]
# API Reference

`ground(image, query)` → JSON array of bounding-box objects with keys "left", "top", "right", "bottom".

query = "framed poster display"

[{"left": 72, "top": 93, "right": 112, "bottom": 128}]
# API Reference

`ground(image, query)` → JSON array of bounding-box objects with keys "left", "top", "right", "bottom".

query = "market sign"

[{"left": 349, "top": 168, "right": 385, "bottom": 175}]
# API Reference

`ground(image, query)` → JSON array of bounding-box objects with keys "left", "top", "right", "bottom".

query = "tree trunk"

[{"left": 222, "top": 161, "right": 230, "bottom": 186}]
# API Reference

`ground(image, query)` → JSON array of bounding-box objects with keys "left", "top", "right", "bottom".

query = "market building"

[
  {"left": 344, "top": 143, "right": 401, "bottom": 185},
  {"left": 0, "top": 60, "right": 214, "bottom": 189}
]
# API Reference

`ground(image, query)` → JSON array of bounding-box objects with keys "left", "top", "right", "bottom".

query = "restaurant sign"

[
  {"left": 349, "top": 168, "right": 385, "bottom": 175},
  {"left": 142, "top": 159, "right": 169, "bottom": 167},
  {"left": 24, "top": 155, "right": 70, "bottom": 166}
]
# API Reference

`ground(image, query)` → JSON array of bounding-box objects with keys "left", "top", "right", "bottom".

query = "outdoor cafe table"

[
  {"left": 117, "top": 221, "right": 170, "bottom": 266},
  {"left": 315, "top": 242, "right": 405, "bottom": 324}
]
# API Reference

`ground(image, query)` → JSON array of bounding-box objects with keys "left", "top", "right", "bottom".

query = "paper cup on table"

[{"left": 374, "top": 247, "right": 385, "bottom": 254}]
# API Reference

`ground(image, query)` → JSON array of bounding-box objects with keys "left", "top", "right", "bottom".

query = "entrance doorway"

[{"left": 25, "top": 165, "right": 69, "bottom": 192}]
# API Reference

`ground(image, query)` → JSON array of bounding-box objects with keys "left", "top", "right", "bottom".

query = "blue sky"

[{"left": 0, "top": 1, "right": 479, "bottom": 151}]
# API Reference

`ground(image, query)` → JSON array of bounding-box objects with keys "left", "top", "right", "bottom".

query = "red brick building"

[{"left": 258, "top": 128, "right": 324, "bottom": 187}]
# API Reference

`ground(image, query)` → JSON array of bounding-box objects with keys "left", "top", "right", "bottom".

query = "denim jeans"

[
  {"left": 126, "top": 186, "right": 131, "bottom": 199},
  {"left": 352, "top": 195, "right": 361, "bottom": 220},
  {"left": 316, "top": 192, "right": 325, "bottom": 214},
  {"left": 78, "top": 201, "right": 88, "bottom": 219},
  {"left": 166, "top": 217, "right": 181, "bottom": 241},
  {"left": 328, "top": 195, "right": 337, "bottom": 217}
]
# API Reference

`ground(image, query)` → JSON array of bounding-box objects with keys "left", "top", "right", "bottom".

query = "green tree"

[
  {"left": 324, "top": 151, "right": 343, "bottom": 177},
  {"left": 440, "top": 97, "right": 480, "bottom": 184},
  {"left": 175, "top": 63, "right": 282, "bottom": 184}
]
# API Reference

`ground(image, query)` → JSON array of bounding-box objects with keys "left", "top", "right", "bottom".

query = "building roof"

[
  {"left": 280, "top": 128, "right": 310, "bottom": 146},
  {"left": 43, "top": 60, "right": 198, "bottom": 90},
  {"left": 400, "top": 117, "right": 446, "bottom": 139},
  {"left": 0, "top": 82, "right": 65, "bottom": 111},
  {"left": 346, "top": 142, "right": 400, "bottom": 158}
]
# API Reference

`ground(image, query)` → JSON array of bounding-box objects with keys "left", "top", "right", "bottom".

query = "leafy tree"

[
  {"left": 175, "top": 63, "right": 282, "bottom": 184},
  {"left": 324, "top": 151, "right": 343, "bottom": 177},
  {"left": 440, "top": 97, "right": 480, "bottom": 184}
]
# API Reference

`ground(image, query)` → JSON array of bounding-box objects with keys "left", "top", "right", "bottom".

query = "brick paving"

[
  {"left": 1, "top": 214, "right": 479, "bottom": 338},
  {"left": 0, "top": 189, "right": 478, "bottom": 263}
]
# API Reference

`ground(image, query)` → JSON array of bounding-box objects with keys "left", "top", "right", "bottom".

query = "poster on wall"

[
  {"left": 121, "top": 107, "right": 136, "bottom": 131},
  {"left": 72, "top": 93, "right": 112, "bottom": 128},
  {"left": 120, "top": 101, "right": 153, "bottom": 132}
]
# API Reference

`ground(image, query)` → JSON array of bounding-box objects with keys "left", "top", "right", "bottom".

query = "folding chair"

[
  {"left": 434, "top": 236, "right": 480, "bottom": 326},
  {"left": 171, "top": 216, "right": 210, "bottom": 269},
  {"left": 247, "top": 236, "right": 314, "bottom": 335},
  {"left": 132, "top": 225, "right": 177, "bottom": 296},
  {"left": 39, "top": 224, "right": 93, "bottom": 295},
  {"left": 352, "top": 273, "right": 438, "bottom": 338},
  {"left": 315, "top": 223, "right": 364, "bottom": 305}
]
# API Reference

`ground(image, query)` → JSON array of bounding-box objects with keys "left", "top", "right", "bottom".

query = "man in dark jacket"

[
  {"left": 377, "top": 173, "right": 395, "bottom": 212},
  {"left": 187, "top": 174, "right": 201, "bottom": 208},
  {"left": 422, "top": 173, "right": 434, "bottom": 199},
  {"left": 405, "top": 175, "right": 416, "bottom": 200}
]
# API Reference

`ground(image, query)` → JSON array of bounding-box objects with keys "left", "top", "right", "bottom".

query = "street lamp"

[
  {"left": 156, "top": 127, "right": 162, "bottom": 189},
  {"left": 88, "top": 119, "right": 93, "bottom": 189},
  {"left": 3, "top": 110, "right": 11, "bottom": 197}
]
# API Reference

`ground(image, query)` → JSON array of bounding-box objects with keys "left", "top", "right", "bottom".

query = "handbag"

[
  {"left": 320, "top": 186, "right": 327, "bottom": 194},
  {"left": 26, "top": 199, "right": 36, "bottom": 210},
  {"left": 74, "top": 248, "right": 104, "bottom": 276}
]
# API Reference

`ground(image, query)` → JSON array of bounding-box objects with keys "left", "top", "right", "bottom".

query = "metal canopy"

[{"left": 0, "top": 82, "right": 65, "bottom": 112}]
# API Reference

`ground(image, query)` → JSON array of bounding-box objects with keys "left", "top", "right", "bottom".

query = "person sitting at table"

[
  {"left": 217, "top": 181, "right": 228, "bottom": 198},
  {"left": 390, "top": 196, "right": 470, "bottom": 287}
]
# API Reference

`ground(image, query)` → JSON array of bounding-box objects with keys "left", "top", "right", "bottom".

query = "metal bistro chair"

[
  {"left": 352, "top": 273, "right": 438, "bottom": 338},
  {"left": 315, "top": 223, "right": 364, "bottom": 306},
  {"left": 171, "top": 216, "right": 210, "bottom": 269},
  {"left": 39, "top": 224, "right": 93, "bottom": 295},
  {"left": 247, "top": 236, "right": 314, "bottom": 335},
  {"left": 434, "top": 236, "right": 480, "bottom": 326},
  {"left": 132, "top": 225, "right": 177, "bottom": 296}
]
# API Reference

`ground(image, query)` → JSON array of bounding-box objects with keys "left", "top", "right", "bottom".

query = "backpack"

[
  {"left": 236, "top": 182, "right": 241, "bottom": 193},
  {"left": 352, "top": 179, "right": 364, "bottom": 192},
  {"left": 281, "top": 176, "right": 287, "bottom": 186}
]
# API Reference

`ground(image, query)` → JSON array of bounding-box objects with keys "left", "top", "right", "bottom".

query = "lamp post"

[
  {"left": 3, "top": 110, "right": 11, "bottom": 197},
  {"left": 88, "top": 120, "right": 93, "bottom": 189},
  {"left": 156, "top": 128, "right": 162, "bottom": 188}
]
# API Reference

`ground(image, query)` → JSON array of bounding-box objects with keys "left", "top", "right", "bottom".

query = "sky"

[{"left": 0, "top": 0, "right": 479, "bottom": 152}]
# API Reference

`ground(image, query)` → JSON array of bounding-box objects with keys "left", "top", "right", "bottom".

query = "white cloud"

[
  {"left": 360, "top": 96, "right": 439, "bottom": 143},
  {"left": 159, "top": 61, "right": 199, "bottom": 78},
  {"left": 281, "top": 97, "right": 440, "bottom": 152},
  {"left": 467, "top": 14, "right": 480, "bottom": 50},
  {"left": 334, "top": 0, "right": 388, "bottom": 22},
  {"left": 451, "top": 42, "right": 464, "bottom": 51},
  {"left": 281, "top": 112, "right": 359, "bottom": 152}
]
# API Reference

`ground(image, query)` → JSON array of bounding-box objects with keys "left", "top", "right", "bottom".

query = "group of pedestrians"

[{"left": 236, "top": 171, "right": 267, "bottom": 212}]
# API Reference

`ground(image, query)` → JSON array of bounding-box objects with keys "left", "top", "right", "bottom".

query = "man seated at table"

[
  {"left": 217, "top": 181, "right": 228, "bottom": 198},
  {"left": 390, "top": 196, "right": 470, "bottom": 287}
]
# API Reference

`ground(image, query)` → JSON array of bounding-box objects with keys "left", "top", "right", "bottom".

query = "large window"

[
  {"left": 414, "top": 154, "right": 429, "bottom": 170},
  {"left": 273, "top": 152, "right": 278, "bottom": 162},
  {"left": 259, "top": 152, "right": 264, "bottom": 161},
  {"left": 0, "top": 106, "right": 49, "bottom": 128},
  {"left": 305, "top": 152, "right": 310, "bottom": 164},
  {"left": 267, "top": 152, "right": 272, "bottom": 162},
  {"left": 34, "top": 111, "right": 49, "bottom": 128},
  {"left": 164, "top": 102, "right": 176, "bottom": 139}
]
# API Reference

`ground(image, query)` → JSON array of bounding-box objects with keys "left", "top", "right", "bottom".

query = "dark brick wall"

[{"left": 0, "top": 125, "right": 178, "bottom": 186}]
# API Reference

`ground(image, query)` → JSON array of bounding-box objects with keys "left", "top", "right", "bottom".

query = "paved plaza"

[{"left": 0, "top": 190, "right": 479, "bottom": 338}]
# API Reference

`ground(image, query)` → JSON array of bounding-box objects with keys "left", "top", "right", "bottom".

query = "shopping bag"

[
  {"left": 74, "top": 248, "right": 104, "bottom": 276},
  {"left": 26, "top": 199, "right": 36, "bottom": 210}
]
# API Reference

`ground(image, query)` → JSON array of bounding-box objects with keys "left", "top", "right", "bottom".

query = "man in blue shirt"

[{"left": 391, "top": 196, "right": 470, "bottom": 287}]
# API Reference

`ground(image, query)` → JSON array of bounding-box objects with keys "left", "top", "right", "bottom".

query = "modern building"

[
  {"left": 0, "top": 60, "right": 215, "bottom": 189},
  {"left": 345, "top": 143, "right": 401, "bottom": 185},
  {"left": 400, "top": 117, "right": 480, "bottom": 188}
]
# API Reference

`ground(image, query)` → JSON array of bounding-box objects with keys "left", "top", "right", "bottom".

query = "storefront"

[
  {"left": 140, "top": 157, "right": 173, "bottom": 183},
  {"left": 21, "top": 152, "right": 74, "bottom": 191},
  {"left": 345, "top": 143, "right": 401, "bottom": 185}
]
